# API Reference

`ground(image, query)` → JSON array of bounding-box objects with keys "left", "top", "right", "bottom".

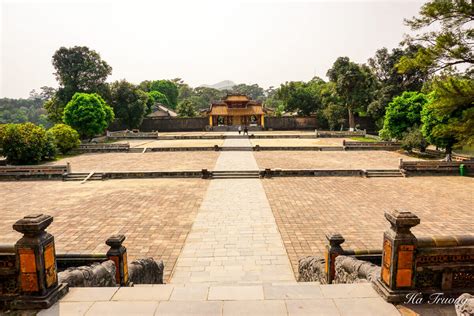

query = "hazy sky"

[{"left": 1, "top": 0, "right": 425, "bottom": 98}]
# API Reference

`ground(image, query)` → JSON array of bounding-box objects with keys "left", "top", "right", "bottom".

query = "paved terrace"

[
  {"left": 171, "top": 138, "right": 295, "bottom": 284},
  {"left": 47, "top": 152, "right": 219, "bottom": 172},
  {"left": 39, "top": 283, "right": 399, "bottom": 316},
  {"left": 115, "top": 139, "right": 224, "bottom": 148},
  {"left": 255, "top": 150, "right": 421, "bottom": 170},
  {"left": 0, "top": 179, "right": 209, "bottom": 281},
  {"left": 263, "top": 176, "right": 474, "bottom": 275}
]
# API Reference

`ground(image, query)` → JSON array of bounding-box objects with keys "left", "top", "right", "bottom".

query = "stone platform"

[{"left": 39, "top": 283, "right": 400, "bottom": 316}]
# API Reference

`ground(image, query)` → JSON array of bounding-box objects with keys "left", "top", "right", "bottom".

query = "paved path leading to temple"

[{"left": 170, "top": 137, "right": 295, "bottom": 284}]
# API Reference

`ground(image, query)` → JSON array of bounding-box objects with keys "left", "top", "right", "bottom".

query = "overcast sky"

[{"left": 1, "top": 0, "right": 425, "bottom": 98}]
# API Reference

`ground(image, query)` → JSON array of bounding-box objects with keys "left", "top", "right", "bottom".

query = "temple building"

[{"left": 207, "top": 94, "right": 266, "bottom": 128}]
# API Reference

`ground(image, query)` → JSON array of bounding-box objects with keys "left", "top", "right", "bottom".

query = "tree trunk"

[
  {"left": 348, "top": 108, "right": 355, "bottom": 131},
  {"left": 444, "top": 145, "right": 452, "bottom": 162}
]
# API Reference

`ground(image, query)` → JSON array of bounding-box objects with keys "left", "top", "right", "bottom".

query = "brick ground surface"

[
  {"left": 0, "top": 179, "right": 209, "bottom": 281},
  {"left": 250, "top": 138, "right": 348, "bottom": 147},
  {"left": 262, "top": 176, "right": 474, "bottom": 276},
  {"left": 255, "top": 150, "right": 420, "bottom": 170},
  {"left": 115, "top": 139, "right": 224, "bottom": 148},
  {"left": 47, "top": 152, "right": 219, "bottom": 172}
]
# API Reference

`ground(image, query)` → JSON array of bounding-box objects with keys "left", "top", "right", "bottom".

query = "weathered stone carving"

[
  {"left": 455, "top": 293, "right": 474, "bottom": 316},
  {"left": 334, "top": 255, "right": 380, "bottom": 284},
  {"left": 58, "top": 260, "right": 117, "bottom": 287},
  {"left": 128, "top": 258, "right": 164, "bottom": 284},
  {"left": 298, "top": 256, "right": 326, "bottom": 283}
]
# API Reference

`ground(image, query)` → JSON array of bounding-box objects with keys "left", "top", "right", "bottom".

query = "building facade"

[{"left": 207, "top": 94, "right": 266, "bottom": 128}]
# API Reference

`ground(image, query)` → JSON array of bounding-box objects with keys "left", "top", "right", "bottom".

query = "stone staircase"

[
  {"left": 211, "top": 170, "right": 260, "bottom": 179},
  {"left": 365, "top": 169, "right": 404, "bottom": 178},
  {"left": 39, "top": 283, "right": 401, "bottom": 316},
  {"left": 64, "top": 172, "right": 104, "bottom": 182}
]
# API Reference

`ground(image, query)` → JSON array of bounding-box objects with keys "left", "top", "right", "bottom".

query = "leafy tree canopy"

[
  {"left": 421, "top": 76, "right": 474, "bottom": 152},
  {"left": 230, "top": 83, "right": 265, "bottom": 101},
  {"left": 109, "top": 80, "right": 149, "bottom": 129},
  {"left": 47, "top": 124, "right": 80, "bottom": 154},
  {"left": 149, "top": 80, "right": 179, "bottom": 108},
  {"left": 397, "top": 0, "right": 473, "bottom": 75},
  {"left": 327, "top": 57, "right": 377, "bottom": 128},
  {"left": 63, "top": 93, "right": 114, "bottom": 139},
  {"left": 380, "top": 91, "right": 430, "bottom": 140},
  {"left": 176, "top": 99, "right": 198, "bottom": 118}
]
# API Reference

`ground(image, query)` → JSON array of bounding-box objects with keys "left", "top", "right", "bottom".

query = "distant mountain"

[{"left": 199, "top": 80, "right": 236, "bottom": 91}]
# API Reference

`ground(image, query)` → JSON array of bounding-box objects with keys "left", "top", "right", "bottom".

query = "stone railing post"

[
  {"left": 398, "top": 158, "right": 403, "bottom": 169},
  {"left": 214, "top": 145, "right": 219, "bottom": 151},
  {"left": 375, "top": 210, "right": 420, "bottom": 302},
  {"left": 325, "top": 233, "right": 345, "bottom": 284},
  {"left": 12, "top": 214, "right": 68, "bottom": 309},
  {"left": 106, "top": 235, "right": 129, "bottom": 286},
  {"left": 66, "top": 162, "right": 71, "bottom": 174},
  {"left": 201, "top": 169, "right": 210, "bottom": 179},
  {"left": 264, "top": 168, "right": 272, "bottom": 178}
]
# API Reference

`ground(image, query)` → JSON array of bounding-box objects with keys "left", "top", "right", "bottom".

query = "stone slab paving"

[
  {"left": 47, "top": 152, "right": 219, "bottom": 172},
  {"left": 250, "top": 138, "right": 349, "bottom": 147},
  {"left": 0, "top": 179, "right": 209, "bottom": 281},
  {"left": 115, "top": 139, "right": 224, "bottom": 148},
  {"left": 38, "top": 283, "right": 401, "bottom": 315},
  {"left": 262, "top": 176, "right": 474, "bottom": 276},
  {"left": 170, "top": 138, "right": 295, "bottom": 284},
  {"left": 255, "top": 150, "right": 421, "bottom": 170}
]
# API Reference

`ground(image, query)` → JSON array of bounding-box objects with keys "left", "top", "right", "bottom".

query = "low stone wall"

[
  {"left": 58, "top": 260, "right": 117, "bottom": 287},
  {"left": 400, "top": 159, "right": 474, "bottom": 176},
  {"left": 265, "top": 116, "right": 318, "bottom": 130},
  {"left": 317, "top": 131, "right": 366, "bottom": 138},
  {"left": 0, "top": 165, "right": 69, "bottom": 181},
  {"left": 77, "top": 143, "right": 130, "bottom": 153},
  {"left": 262, "top": 169, "right": 364, "bottom": 177},
  {"left": 254, "top": 146, "right": 343, "bottom": 151},
  {"left": 141, "top": 118, "right": 208, "bottom": 132},
  {"left": 107, "top": 131, "right": 158, "bottom": 139},
  {"left": 103, "top": 171, "right": 205, "bottom": 179},
  {"left": 343, "top": 140, "right": 401, "bottom": 151}
]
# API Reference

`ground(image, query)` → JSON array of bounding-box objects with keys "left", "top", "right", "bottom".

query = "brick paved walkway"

[
  {"left": 262, "top": 176, "right": 474, "bottom": 276},
  {"left": 171, "top": 138, "right": 295, "bottom": 284},
  {"left": 0, "top": 179, "right": 209, "bottom": 281}
]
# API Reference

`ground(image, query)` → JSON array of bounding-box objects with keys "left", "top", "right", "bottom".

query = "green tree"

[
  {"left": 276, "top": 81, "right": 322, "bottom": 116},
  {"left": 109, "top": 80, "right": 148, "bottom": 129},
  {"left": 47, "top": 46, "right": 112, "bottom": 122},
  {"left": 397, "top": 0, "right": 473, "bottom": 75},
  {"left": 401, "top": 127, "right": 427, "bottom": 152},
  {"left": 231, "top": 83, "right": 265, "bottom": 101},
  {"left": 380, "top": 91, "right": 430, "bottom": 140},
  {"left": 1, "top": 123, "right": 54, "bottom": 164},
  {"left": 421, "top": 76, "right": 474, "bottom": 158},
  {"left": 47, "top": 124, "right": 81, "bottom": 154},
  {"left": 63, "top": 93, "right": 114, "bottom": 140},
  {"left": 368, "top": 46, "right": 430, "bottom": 126},
  {"left": 327, "top": 57, "right": 377, "bottom": 129},
  {"left": 149, "top": 80, "right": 179, "bottom": 108},
  {"left": 323, "top": 104, "right": 347, "bottom": 131},
  {"left": 148, "top": 91, "right": 171, "bottom": 108},
  {"left": 176, "top": 99, "right": 197, "bottom": 118}
]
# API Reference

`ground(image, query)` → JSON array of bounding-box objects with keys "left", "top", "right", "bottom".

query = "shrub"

[
  {"left": 47, "top": 124, "right": 81, "bottom": 154},
  {"left": 1, "top": 123, "right": 55, "bottom": 164},
  {"left": 63, "top": 93, "right": 114, "bottom": 140},
  {"left": 0, "top": 124, "right": 6, "bottom": 155},
  {"left": 401, "top": 127, "right": 427, "bottom": 153}
]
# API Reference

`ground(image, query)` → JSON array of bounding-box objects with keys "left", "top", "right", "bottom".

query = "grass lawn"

[
  {"left": 454, "top": 145, "right": 474, "bottom": 157},
  {"left": 350, "top": 136, "right": 379, "bottom": 142}
]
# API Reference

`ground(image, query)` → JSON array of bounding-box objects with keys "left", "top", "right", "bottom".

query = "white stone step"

[{"left": 39, "top": 283, "right": 401, "bottom": 315}]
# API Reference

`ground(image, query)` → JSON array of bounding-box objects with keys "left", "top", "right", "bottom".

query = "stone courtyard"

[{"left": 1, "top": 135, "right": 472, "bottom": 315}]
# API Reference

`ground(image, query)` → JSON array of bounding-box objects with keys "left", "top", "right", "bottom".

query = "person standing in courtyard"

[
  {"left": 238, "top": 125, "right": 242, "bottom": 135},
  {"left": 244, "top": 125, "right": 248, "bottom": 135}
]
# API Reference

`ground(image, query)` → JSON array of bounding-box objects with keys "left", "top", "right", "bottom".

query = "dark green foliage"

[
  {"left": 1, "top": 123, "right": 55, "bottom": 164},
  {"left": 47, "top": 124, "right": 80, "bottom": 154},
  {"left": 327, "top": 57, "right": 377, "bottom": 128},
  {"left": 401, "top": 127, "right": 427, "bottom": 152},
  {"left": 276, "top": 81, "right": 323, "bottom": 116},
  {"left": 176, "top": 99, "right": 197, "bottom": 118},
  {"left": 230, "top": 84, "right": 265, "bottom": 101},
  {"left": 380, "top": 91, "right": 429, "bottom": 140},
  {"left": 149, "top": 80, "right": 179, "bottom": 108},
  {"left": 109, "top": 80, "right": 148, "bottom": 129},
  {"left": 397, "top": 0, "right": 473, "bottom": 75},
  {"left": 368, "top": 46, "right": 430, "bottom": 126},
  {"left": 148, "top": 91, "right": 171, "bottom": 107},
  {"left": 421, "top": 76, "right": 473, "bottom": 153},
  {"left": 47, "top": 46, "right": 112, "bottom": 122},
  {"left": 323, "top": 104, "right": 347, "bottom": 131},
  {"left": 63, "top": 93, "right": 114, "bottom": 139},
  {"left": 0, "top": 88, "right": 53, "bottom": 127}
]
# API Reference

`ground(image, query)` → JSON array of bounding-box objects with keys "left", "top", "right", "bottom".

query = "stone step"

[{"left": 40, "top": 283, "right": 400, "bottom": 316}]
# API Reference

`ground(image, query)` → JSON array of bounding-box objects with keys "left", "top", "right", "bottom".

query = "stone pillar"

[
  {"left": 12, "top": 214, "right": 68, "bottom": 309},
  {"left": 264, "top": 168, "right": 272, "bottom": 179},
  {"left": 202, "top": 169, "right": 210, "bottom": 179},
  {"left": 374, "top": 210, "right": 420, "bottom": 302},
  {"left": 106, "top": 235, "right": 129, "bottom": 286},
  {"left": 325, "top": 233, "right": 345, "bottom": 284}
]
